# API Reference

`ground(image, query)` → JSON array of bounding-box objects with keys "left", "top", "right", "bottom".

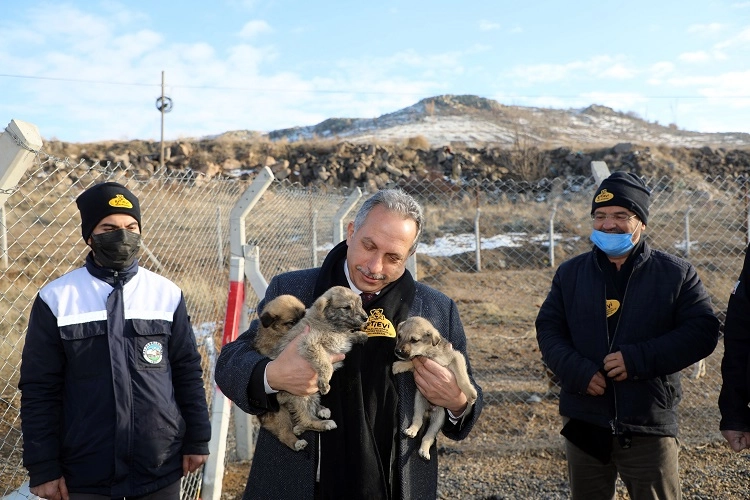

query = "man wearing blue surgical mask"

[{"left": 536, "top": 171, "right": 720, "bottom": 500}]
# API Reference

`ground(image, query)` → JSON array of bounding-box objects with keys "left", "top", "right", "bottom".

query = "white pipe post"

[
  {"left": 217, "top": 207, "right": 224, "bottom": 271},
  {"left": 0, "top": 119, "right": 43, "bottom": 270},
  {"left": 549, "top": 204, "right": 558, "bottom": 268},
  {"left": 202, "top": 167, "right": 274, "bottom": 500},
  {"left": 1, "top": 205, "right": 7, "bottom": 269},
  {"left": 232, "top": 243, "right": 269, "bottom": 461},
  {"left": 312, "top": 209, "right": 319, "bottom": 267},
  {"left": 474, "top": 209, "right": 482, "bottom": 272},
  {"left": 684, "top": 206, "right": 692, "bottom": 258},
  {"left": 332, "top": 188, "right": 362, "bottom": 244}
]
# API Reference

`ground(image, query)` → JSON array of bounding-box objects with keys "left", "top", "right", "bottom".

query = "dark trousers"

[
  {"left": 565, "top": 434, "right": 681, "bottom": 500},
  {"left": 68, "top": 480, "right": 181, "bottom": 500}
]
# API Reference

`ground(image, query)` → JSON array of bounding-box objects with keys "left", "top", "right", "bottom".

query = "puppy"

[
  {"left": 392, "top": 316, "right": 478, "bottom": 460},
  {"left": 253, "top": 294, "right": 308, "bottom": 451},
  {"left": 255, "top": 286, "right": 369, "bottom": 451}
]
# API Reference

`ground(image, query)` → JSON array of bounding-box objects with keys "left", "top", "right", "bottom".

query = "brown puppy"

[
  {"left": 392, "top": 316, "right": 478, "bottom": 460},
  {"left": 253, "top": 294, "right": 308, "bottom": 451},
  {"left": 255, "top": 286, "right": 369, "bottom": 451}
]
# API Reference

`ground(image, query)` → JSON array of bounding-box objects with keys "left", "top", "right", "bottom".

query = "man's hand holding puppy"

[
  {"left": 412, "top": 357, "right": 469, "bottom": 416},
  {"left": 266, "top": 327, "right": 346, "bottom": 396}
]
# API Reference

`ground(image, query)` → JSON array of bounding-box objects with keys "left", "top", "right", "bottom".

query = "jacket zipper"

[{"left": 602, "top": 252, "right": 644, "bottom": 440}]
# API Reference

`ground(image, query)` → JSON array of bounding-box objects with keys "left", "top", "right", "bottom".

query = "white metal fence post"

[
  {"left": 332, "top": 188, "right": 362, "bottom": 244},
  {"left": 202, "top": 167, "right": 274, "bottom": 500},
  {"left": 0, "top": 119, "right": 42, "bottom": 270},
  {"left": 549, "top": 205, "right": 557, "bottom": 268},
  {"left": 474, "top": 209, "right": 482, "bottom": 272}
]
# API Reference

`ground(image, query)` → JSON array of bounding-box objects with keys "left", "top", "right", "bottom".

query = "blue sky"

[{"left": 1, "top": 1, "right": 749, "bottom": 143}]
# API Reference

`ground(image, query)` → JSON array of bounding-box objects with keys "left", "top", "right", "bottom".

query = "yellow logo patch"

[
  {"left": 109, "top": 194, "right": 134, "bottom": 209},
  {"left": 363, "top": 309, "right": 396, "bottom": 338},
  {"left": 605, "top": 299, "right": 620, "bottom": 318},
  {"left": 595, "top": 189, "right": 614, "bottom": 203}
]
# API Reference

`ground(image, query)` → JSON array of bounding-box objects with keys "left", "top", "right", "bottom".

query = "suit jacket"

[{"left": 215, "top": 267, "right": 483, "bottom": 500}]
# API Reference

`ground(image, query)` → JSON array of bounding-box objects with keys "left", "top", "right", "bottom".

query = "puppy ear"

[
  {"left": 260, "top": 310, "right": 276, "bottom": 328},
  {"left": 397, "top": 320, "right": 406, "bottom": 330},
  {"left": 294, "top": 308, "right": 306, "bottom": 322},
  {"left": 431, "top": 330, "right": 441, "bottom": 346},
  {"left": 315, "top": 293, "right": 330, "bottom": 313}
]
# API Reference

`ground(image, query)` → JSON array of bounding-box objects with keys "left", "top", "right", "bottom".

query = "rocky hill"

[
  {"left": 40, "top": 95, "right": 750, "bottom": 188},
  {"left": 258, "top": 95, "right": 750, "bottom": 149}
]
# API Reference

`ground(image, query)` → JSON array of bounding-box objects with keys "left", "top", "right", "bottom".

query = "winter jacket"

[
  {"left": 719, "top": 244, "right": 750, "bottom": 431},
  {"left": 19, "top": 256, "right": 211, "bottom": 496},
  {"left": 214, "top": 268, "right": 483, "bottom": 500},
  {"left": 536, "top": 242, "right": 719, "bottom": 437}
]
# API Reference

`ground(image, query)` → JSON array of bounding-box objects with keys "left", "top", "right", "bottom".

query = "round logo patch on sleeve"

[{"left": 143, "top": 341, "right": 164, "bottom": 364}]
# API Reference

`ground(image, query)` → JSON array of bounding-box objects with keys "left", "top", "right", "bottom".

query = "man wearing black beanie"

[
  {"left": 20, "top": 181, "right": 211, "bottom": 499},
  {"left": 536, "top": 171, "right": 719, "bottom": 499}
]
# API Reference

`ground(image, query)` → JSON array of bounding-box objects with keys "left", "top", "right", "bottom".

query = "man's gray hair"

[{"left": 353, "top": 189, "right": 424, "bottom": 254}]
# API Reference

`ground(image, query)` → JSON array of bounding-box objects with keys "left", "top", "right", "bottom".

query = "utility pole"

[
  {"left": 155, "top": 70, "right": 173, "bottom": 171},
  {"left": 160, "top": 70, "right": 165, "bottom": 170}
]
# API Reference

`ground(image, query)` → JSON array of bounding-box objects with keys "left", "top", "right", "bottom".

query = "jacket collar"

[{"left": 84, "top": 251, "right": 139, "bottom": 287}]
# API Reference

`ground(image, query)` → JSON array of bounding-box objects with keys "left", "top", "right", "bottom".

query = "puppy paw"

[
  {"left": 418, "top": 446, "right": 432, "bottom": 460},
  {"left": 319, "top": 382, "right": 331, "bottom": 395},
  {"left": 403, "top": 425, "right": 419, "bottom": 438},
  {"left": 294, "top": 439, "right": 308, "bottom": 451},
  {"left": 320, "top": 419, "right": 338, "bottom": 431},
  {"left": 392, "top": 360, "right": 413, "bottom": 374},
  {"left": 317, "top": 407, "right": 331, "bottom": 419}
]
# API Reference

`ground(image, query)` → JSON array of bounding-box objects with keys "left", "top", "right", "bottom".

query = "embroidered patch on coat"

[{"left": 143, "top": 341, "right": 164, "bottom": 364}]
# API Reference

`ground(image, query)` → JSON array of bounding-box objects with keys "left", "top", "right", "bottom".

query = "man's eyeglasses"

[{"left": 591, "top": 213, "right": 638, "bottom": 223}]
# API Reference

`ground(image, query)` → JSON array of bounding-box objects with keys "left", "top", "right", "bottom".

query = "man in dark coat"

[
  {"left": 719, "top": 244, "right": 750, "bottom": 451},
  {"left": 536, "top": 172, "right": 720, "bottom": 499},
  {"left": 215, "top": 188, "right": 483, "bottom": 500},
  {"left": 19, "top": 182, "right": 211, "bottom": 500}
]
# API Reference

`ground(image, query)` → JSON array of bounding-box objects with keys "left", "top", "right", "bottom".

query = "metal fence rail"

[{"left": 0, "top": 138, "right": 746, "bottom": 497}]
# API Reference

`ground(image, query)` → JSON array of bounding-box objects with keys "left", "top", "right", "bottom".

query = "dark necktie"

[{"left": 360, "top": 292, "right": 377, "bottom": 305}]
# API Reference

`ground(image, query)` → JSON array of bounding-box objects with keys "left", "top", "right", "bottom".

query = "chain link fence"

[{"left": 1, "top": 141, "right": 747, "bottom": 496}]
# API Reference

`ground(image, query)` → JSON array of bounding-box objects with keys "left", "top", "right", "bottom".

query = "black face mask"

[{"left": 90, "top": 229, "right": 141, "bottom": 270}]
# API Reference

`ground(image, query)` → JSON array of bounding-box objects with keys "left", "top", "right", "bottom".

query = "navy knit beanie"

[
  {"left": 75, "top": 182, "right": 141, "bottom": 241},
  {"left": 591, "top": 172, "right": 651, "bottom": 224}
]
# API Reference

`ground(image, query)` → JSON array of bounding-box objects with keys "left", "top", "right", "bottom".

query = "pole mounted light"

[{"left": 155, "top": 70, "right": 173, "bottom": 171}]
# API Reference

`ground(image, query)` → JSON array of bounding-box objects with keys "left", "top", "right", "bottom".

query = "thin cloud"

[
  {"left": 479, "top": 20, "right": 501, "bottom": 31},
  {"left": 687, "top": 23, "right": 726, "bottom": 36},
  {"left": 716, "top": 26, "right": 750, "bottom": 50},
  {"left": 238, "top": 20, "right": 273, "bottom": 38},
  {"left": 509, "top": 56, "right": 637, "bottom": 84},
  {"left": 679, "top": 51, "right": 712, "bottom": 63}
]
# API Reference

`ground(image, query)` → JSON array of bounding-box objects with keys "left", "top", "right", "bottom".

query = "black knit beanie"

[
  {"left": 76, "top": 182, "right": 141, "bottom": 241},
  {"left": 591, "top": 172, "right": 651, "bottom": 224}
]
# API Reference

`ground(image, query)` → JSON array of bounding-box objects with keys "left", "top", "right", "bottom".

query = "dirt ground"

[{"left": 217, "top": 269, "right": 750, "bottom": 499}]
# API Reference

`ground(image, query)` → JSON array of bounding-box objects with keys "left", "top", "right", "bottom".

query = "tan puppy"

[
  {"left": 255, "top": 286, "right": 369, "bottom": 451},
  {"left": 254, "top": 294, "right": 308, "bottom": 451},
  {"left": 392, "top": 316, "right": 478, "bottom": 460}
]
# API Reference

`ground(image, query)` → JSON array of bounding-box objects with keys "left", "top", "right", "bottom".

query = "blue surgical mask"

[{"left": 590, "top": 230, "right": 636, "bottom": 257}]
